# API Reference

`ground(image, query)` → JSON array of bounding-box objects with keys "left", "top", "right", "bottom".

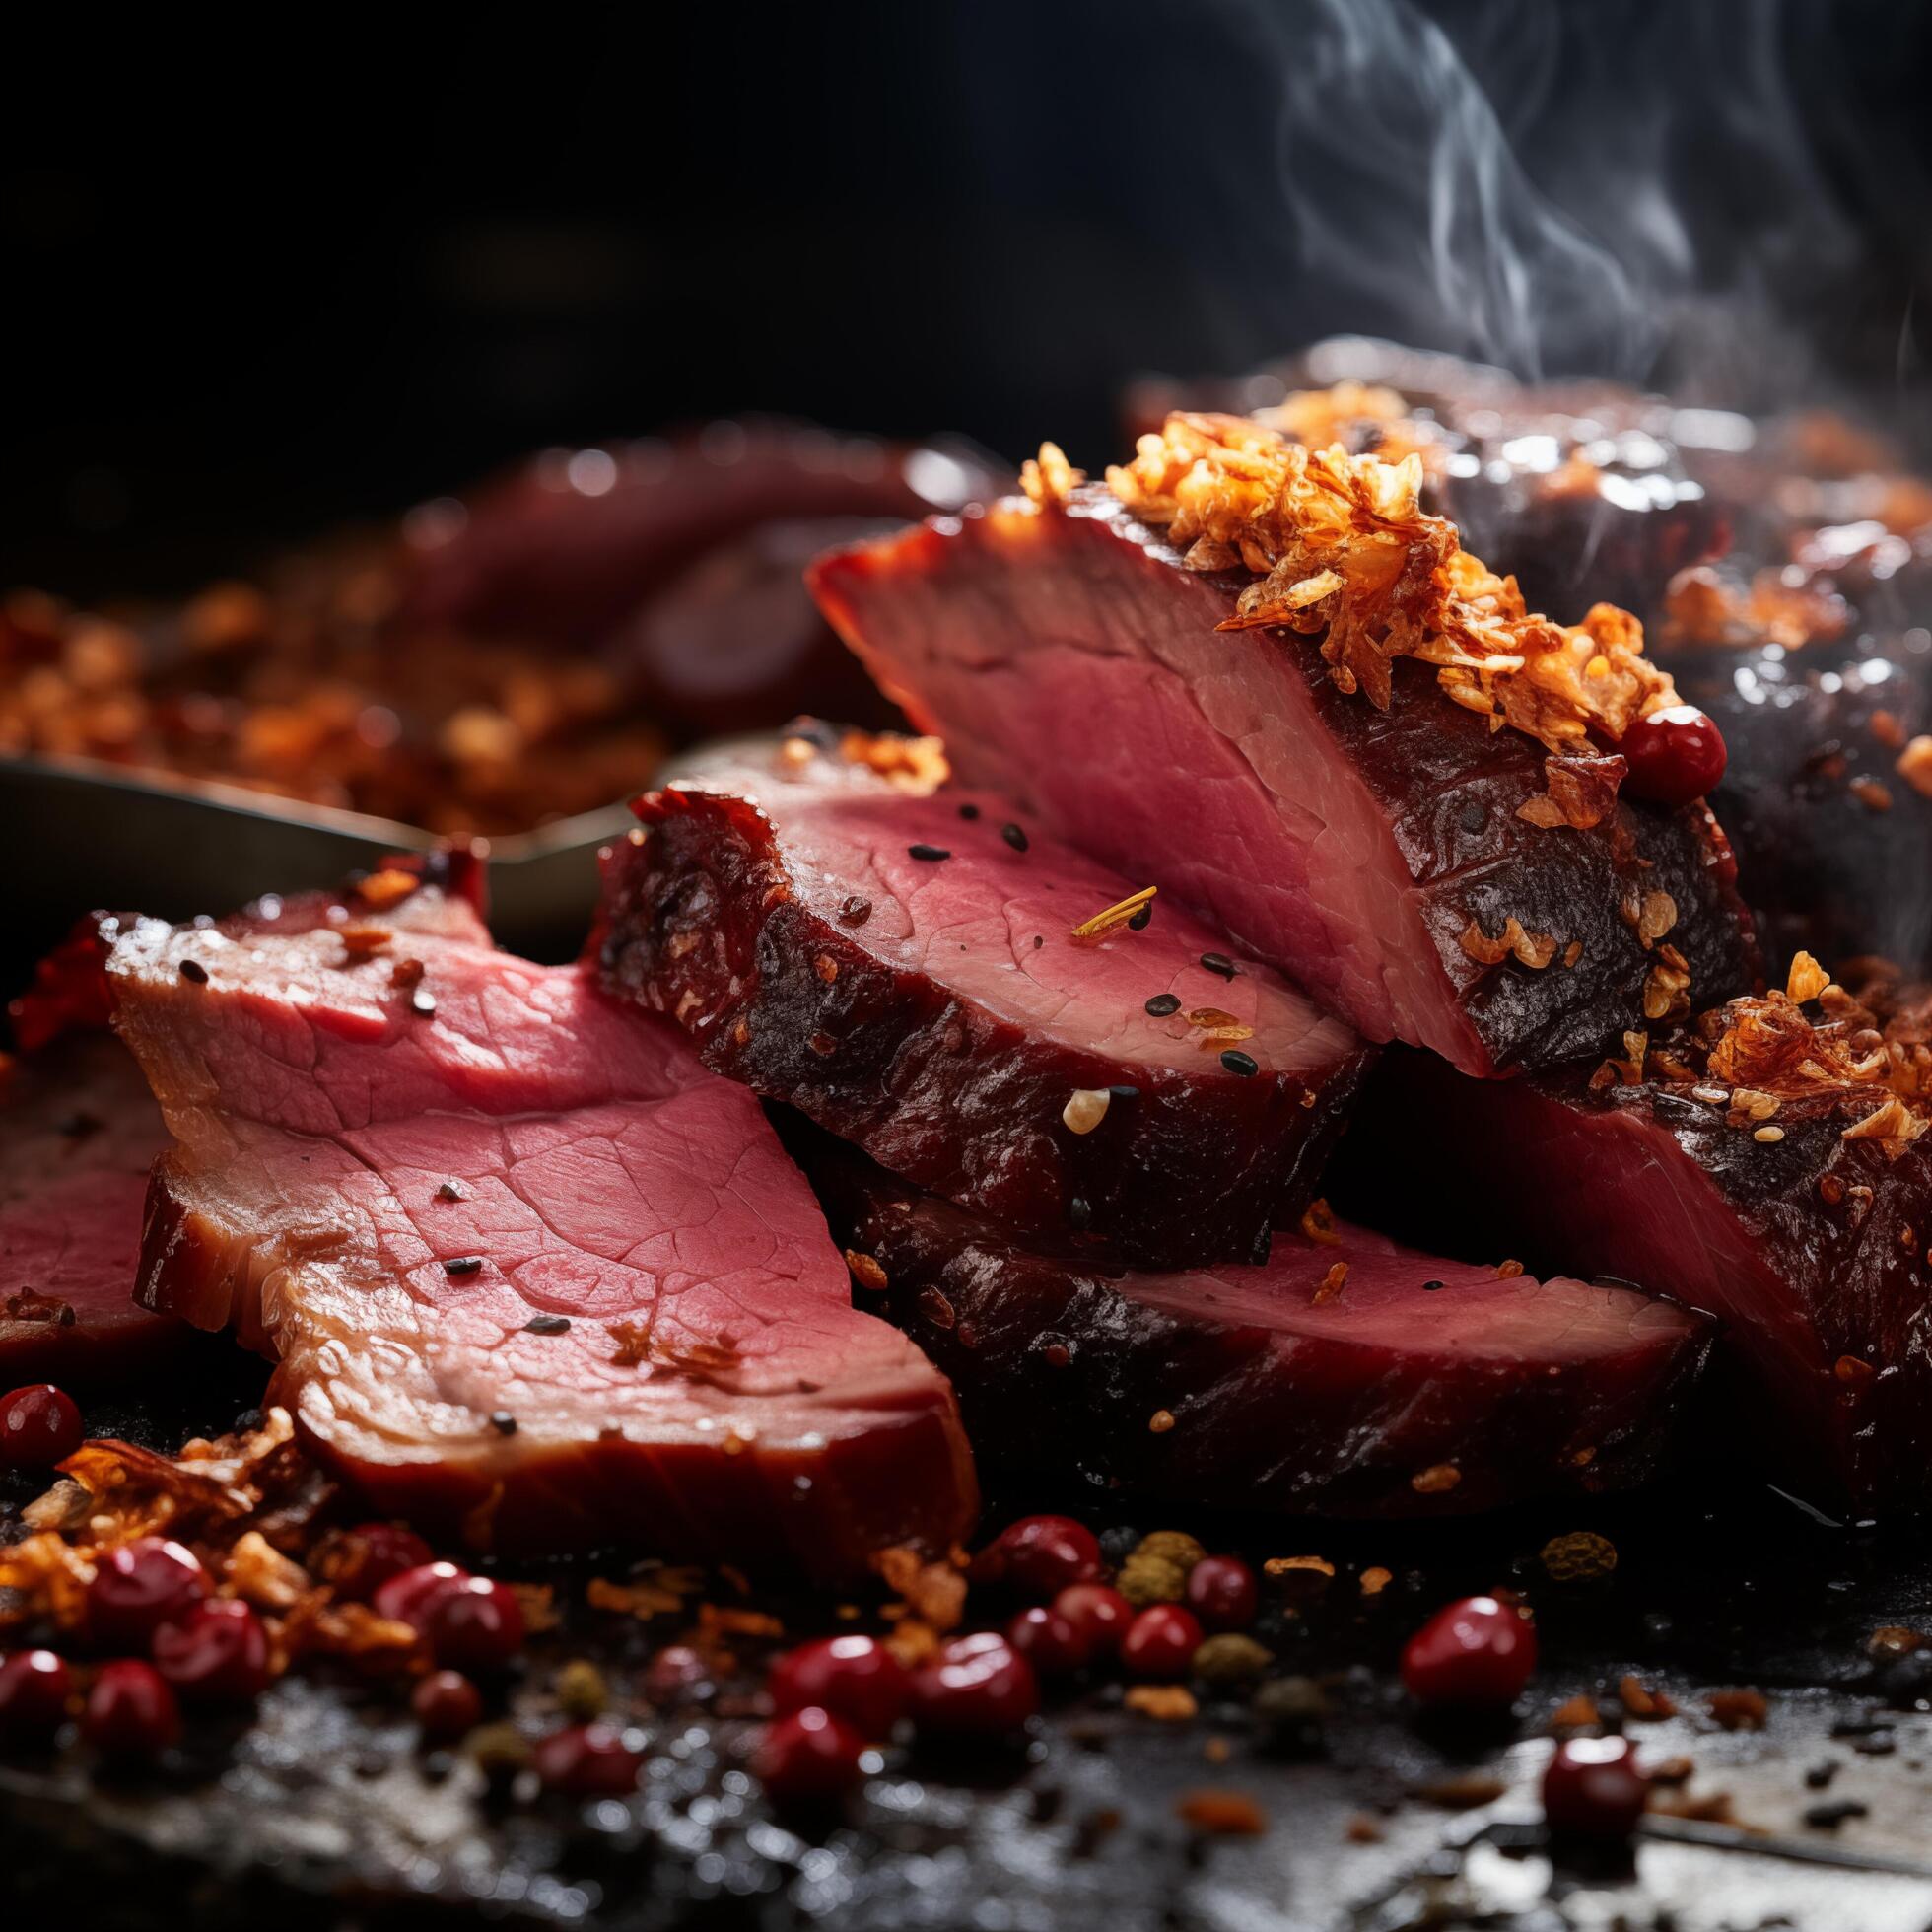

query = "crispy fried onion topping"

[
  {"left": 1597, "top": 960, "right": 1932, "bottom": 1158},
  {"left": 1107, "top": 413, "right": 1683, "bottom": 763},
  {"left": 0, "top": 1409, "right": 417, "bottom": 1669}
]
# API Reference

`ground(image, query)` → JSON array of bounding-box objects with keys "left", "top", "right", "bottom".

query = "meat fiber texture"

[
  {"left": 810, "top": 489, "right": 1757, "bottom": 1078},
  {"left": 1341, "top": 1048, "right": 1932, "bottom": 1512},
  {"left": 596, "top": 739, "right": 1370, "bottom": 1267},
  {"left": 2, "top": 915, "right": 182, "bottom": 1382},
  {"left": 107, "top": 880, "right": 976, "bottom": 1576},
  {"left": 796, "top": 1122, "right": 1709, "bottom": 1517}
]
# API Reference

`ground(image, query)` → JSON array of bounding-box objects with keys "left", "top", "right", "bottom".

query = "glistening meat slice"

[
  {"left": 796, "top": 1125, "right": 1708, "bottom": 1516},
  {"left": 597, "top": 737, "right": 1370, "bottom": 1266},
  {"left": 2, "top": 917, "right": 182, "bottom": 1382},
  {"left": 811, "top": 488, "right": 1757, "bottom": 1076},
  {"left": 107, "top": 884, "right": 976, "bottom": 1575},
  {"left": 1339, "top": 1033, "right": 1932, "bottom": 1513}
]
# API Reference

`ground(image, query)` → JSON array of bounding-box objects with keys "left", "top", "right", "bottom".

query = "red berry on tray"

[
  {"left": 1185, "top": 1555, "right": 1258, "bottom": 1632},
  {"left": 372, "top": 1560, "right": 471, "bottom": 1630},
  {"left": 908, "top": 1631, "right": 1041, "bottom": 1735},
  {"left": 1120, "top": 1604, "right": 1205, "bottom": 1679},
  {"left": 1005, "top": 1605, "right": 1090, "bottom": 1677},
  {"left": 333, "top": 1522, "right": 435, "bottom": 1603},
  {"left": 0, "top": 1384, "right": 84, "bottom": 1469},
  {"left": 1053, "top": 1583, "right": 1133, "bottom": 1657},
  {"left": 411, "top": 1669, "right": 484, "bottom": 1742},
  {"left": 534, "top": 1720, "right": 646, "bottom": 1795},
  {"left": 88, "top": 1538, "right": 211, "bottom": 1652},
  {"left": 421, "top": 1575, "right": 524, "bottom": 1672},
  {"left": 753, "top": 1705, "right": 868, "bottom": 1807},
  {"left": 153, "top": 1599, "right": 272, "bottom": 1704},
  {"left": 971, "top": 1514, "right": 1103, "bottom": 1599},
  {"left": 768, "top": 1634, "right": 908, "bottom": 1736},
  {"left": 1401, "top": 1595, "right": 1537, "bottom": 1709},
  {"left": 1619, "top": 706, "right": 1727, "bottom": 806},
  {"left": 1542, "top": 1736, "right": 1649, "bottom": 1839},
  {"left": 84, "top": 1660, "right": 182, "bottom": 1759},
  {"left": 0, "top": 1648, "right": 74, "bottom": 1741},
  {"left": 643, "top": 1644, "right": 713, "bottom": 1704}
]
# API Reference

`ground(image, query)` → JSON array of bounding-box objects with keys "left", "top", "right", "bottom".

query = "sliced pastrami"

[
  {"left": 795, "top": 1124, "right": 1708, "bottom": 1517},
  {"left": 2, "top": 917, "right": 180, "bottom": 1382},
  {"left": 1334, "top": 1006, "right": 1932, "bottom": 1511},
  {"left": 108, "top": 878, "right": 976, "bottom": 1576},
  {"left": 811, "top": 486, "right": 1756, "bottom": 1077},
  {"left": 596, "top": 737, "right": 1369, "bottom": 1266}
]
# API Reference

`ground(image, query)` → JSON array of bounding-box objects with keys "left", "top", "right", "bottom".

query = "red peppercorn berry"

[
  {"left": 88, "top": 1537, "right": 211, "bottom": 1652},
  {"left": 1401, "top": 1595, "right": 1538, "bottom": 1710},
  {"left": 1618, "top": 706, "right": 1727, "bottom": 807},
  {"left": 768, "top": 1634, "right": 908, "bottom": 1736},
  {"left": 372, "top": 1559, "right": 472, "bottom": 1631},
  {"left": 333, "top": 1522, "right": 435, "bottom": 1602},
  {"left": 753, "top": 1704, "right": 869, "bottom": 1807},
  {"left": 643, "top": 1643, "right": 712, "bottom": 1704},
  {"left": 0, "top": 1649, "right": 74, "bottom": 1741},
  {"left": 908, "top": 1631, "right": 1041, "bottom": 1736},
  {"left": 153, "top": 1599, "right": 271, "bottom": 1704},
  {"left": 1542, "top": 1736, "right": 1649, "bottom": 1840},
  {"left": 1053, "top": 1582, "right": 1133, "bottom": 1657},
  {"left": 411, "top": 1669, "right": 484, "bottom": 1742},
  {"left": 1005, "top": 1606, "right": 1090, "bottom": 1677},
  {"left": 1120, "top": 1604, "right": 1205, "bottom": 1679},
  {"left": 84, "top": 1660, "right": 181, "bottom": 1759},
  {"left": 1185, "top": 1555, "right": 1258, "bottom": 1632},
  {"left": 0, "top": 1384, "right": 84, "bottom": 1469},
  {"left": 421, "top": 1574, "right": 524, "bottom": 1672},
  {"left": 971, "top": 1514, "right": 1102, "bottom": 1599},
  {"left": 533, "top": 1720, "right": 646, "bottom": 1795}
]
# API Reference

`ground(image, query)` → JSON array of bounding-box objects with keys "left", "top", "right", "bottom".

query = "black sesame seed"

[
  {"left": 839, "top": 894, "right": 872, "bottom": 927},
  {"left": 1144, "top": 993, "right": 1182, "bottom": 1017},
  {"left": 1069, "top": 1196, "right": 1093, "bottom": 1230},
  {"left": 1001, "top": 823, "right": 1029, "bottom": 853},
  {"left": 436, "top": 1181, "right": 463, "bottom": 1202},
  {"left": 957, "top": 802, "right": 981, "bottom": 820},
  {"left": 524, "top": 1314, "right": 571, "bottom": 1336},
  {"left": 1201, "top": 953, "right": 1237, "bottom": 980},
  {"left": 178, "top": 958, "right": 209, "bottom": 984},
  {"left": 1109, "top": 1084, "right": 1139, "bottom": 1101},
  {"left": 1219, "top": 1049, "right": 1259, "bottom": 1077},
  {"left": 1422, "top": 1278, "right": 1445, "bottom": 1292},
  {"left": 56, "top": 1112, "right": 102, "bottom": 1139},
  {"left": 908, "top": 843, "right": 950, "bottom": 862},
  {"left": 444, "top": 1256, "right": 484, "bottom": 1276},
  {"left": 1127, "top": 903, "right": 1152, "bottom": 930},
  {"left": 490, "top": 1411, "right": 518, "bottom": 1436},
  {"left": 1033, "top": 935, "right": 1044, "bottom": 948},
  {"left": 233, "top": 1408, "right": 266, "bottom": 1434}
]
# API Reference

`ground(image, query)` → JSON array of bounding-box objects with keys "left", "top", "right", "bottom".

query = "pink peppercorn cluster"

[{"left": 750, "top": 1514, "right": 1270, "bottom": 1812}]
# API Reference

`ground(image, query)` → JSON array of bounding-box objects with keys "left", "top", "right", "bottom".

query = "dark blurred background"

[{"left": 6, "top": 0, "right": 1932, "bottom": 597}]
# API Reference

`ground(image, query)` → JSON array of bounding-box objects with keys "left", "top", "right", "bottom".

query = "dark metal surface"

[
  {"left": 5, "top": 1336, "right": 1932, "bottom": 1931},
  {"left": 1, "top": 756, "right": 631, "bottom": 971}
]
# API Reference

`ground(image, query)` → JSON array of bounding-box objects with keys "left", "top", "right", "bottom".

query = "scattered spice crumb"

[
  {"left": 1148, "top": 1408, "right": 1177, "bottom": 1434},
  {"left": 1411, "top": 1463, "right": 1461, "bottom": 1495},
  {"left": 1706, "top": 1689, "right": 1769, "bottom": 1732},
  {"left": 1549, "top": 1692, "right": 1602, "bottom": 1732},
  {"left": 1125, "top": 1685, "right": 1198, "bottom": 1721},
  {"left": 1176, "top": 1789, "right": 1266, "bottom": 1835},
  {"left": 1620, "top": 1675, "right": 1678, "bottom": 1720},
  {"left": 1359, "top": 1566, "right": 1392, "bottom": 1598},
  {"left": 1311, "top": 1262, "right": 1347, "bottom": 1306}
]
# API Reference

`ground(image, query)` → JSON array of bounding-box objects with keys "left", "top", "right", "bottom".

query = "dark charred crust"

[
  {"left": 796, "top": 1126, "right": 1706, "bottom": 1518},
  {"left": 597, "top": 788, "right": 1371, "bottom": 1267},
  {"left": 811, "top": 492, "right": 1759, "bottom": 1076},
  {"left": 1342, "top": 1047, "right": 1932, "bottom": 1511},
  {"left": 1197, "top": 591, "right": 1761, "bottom": 1076}
]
